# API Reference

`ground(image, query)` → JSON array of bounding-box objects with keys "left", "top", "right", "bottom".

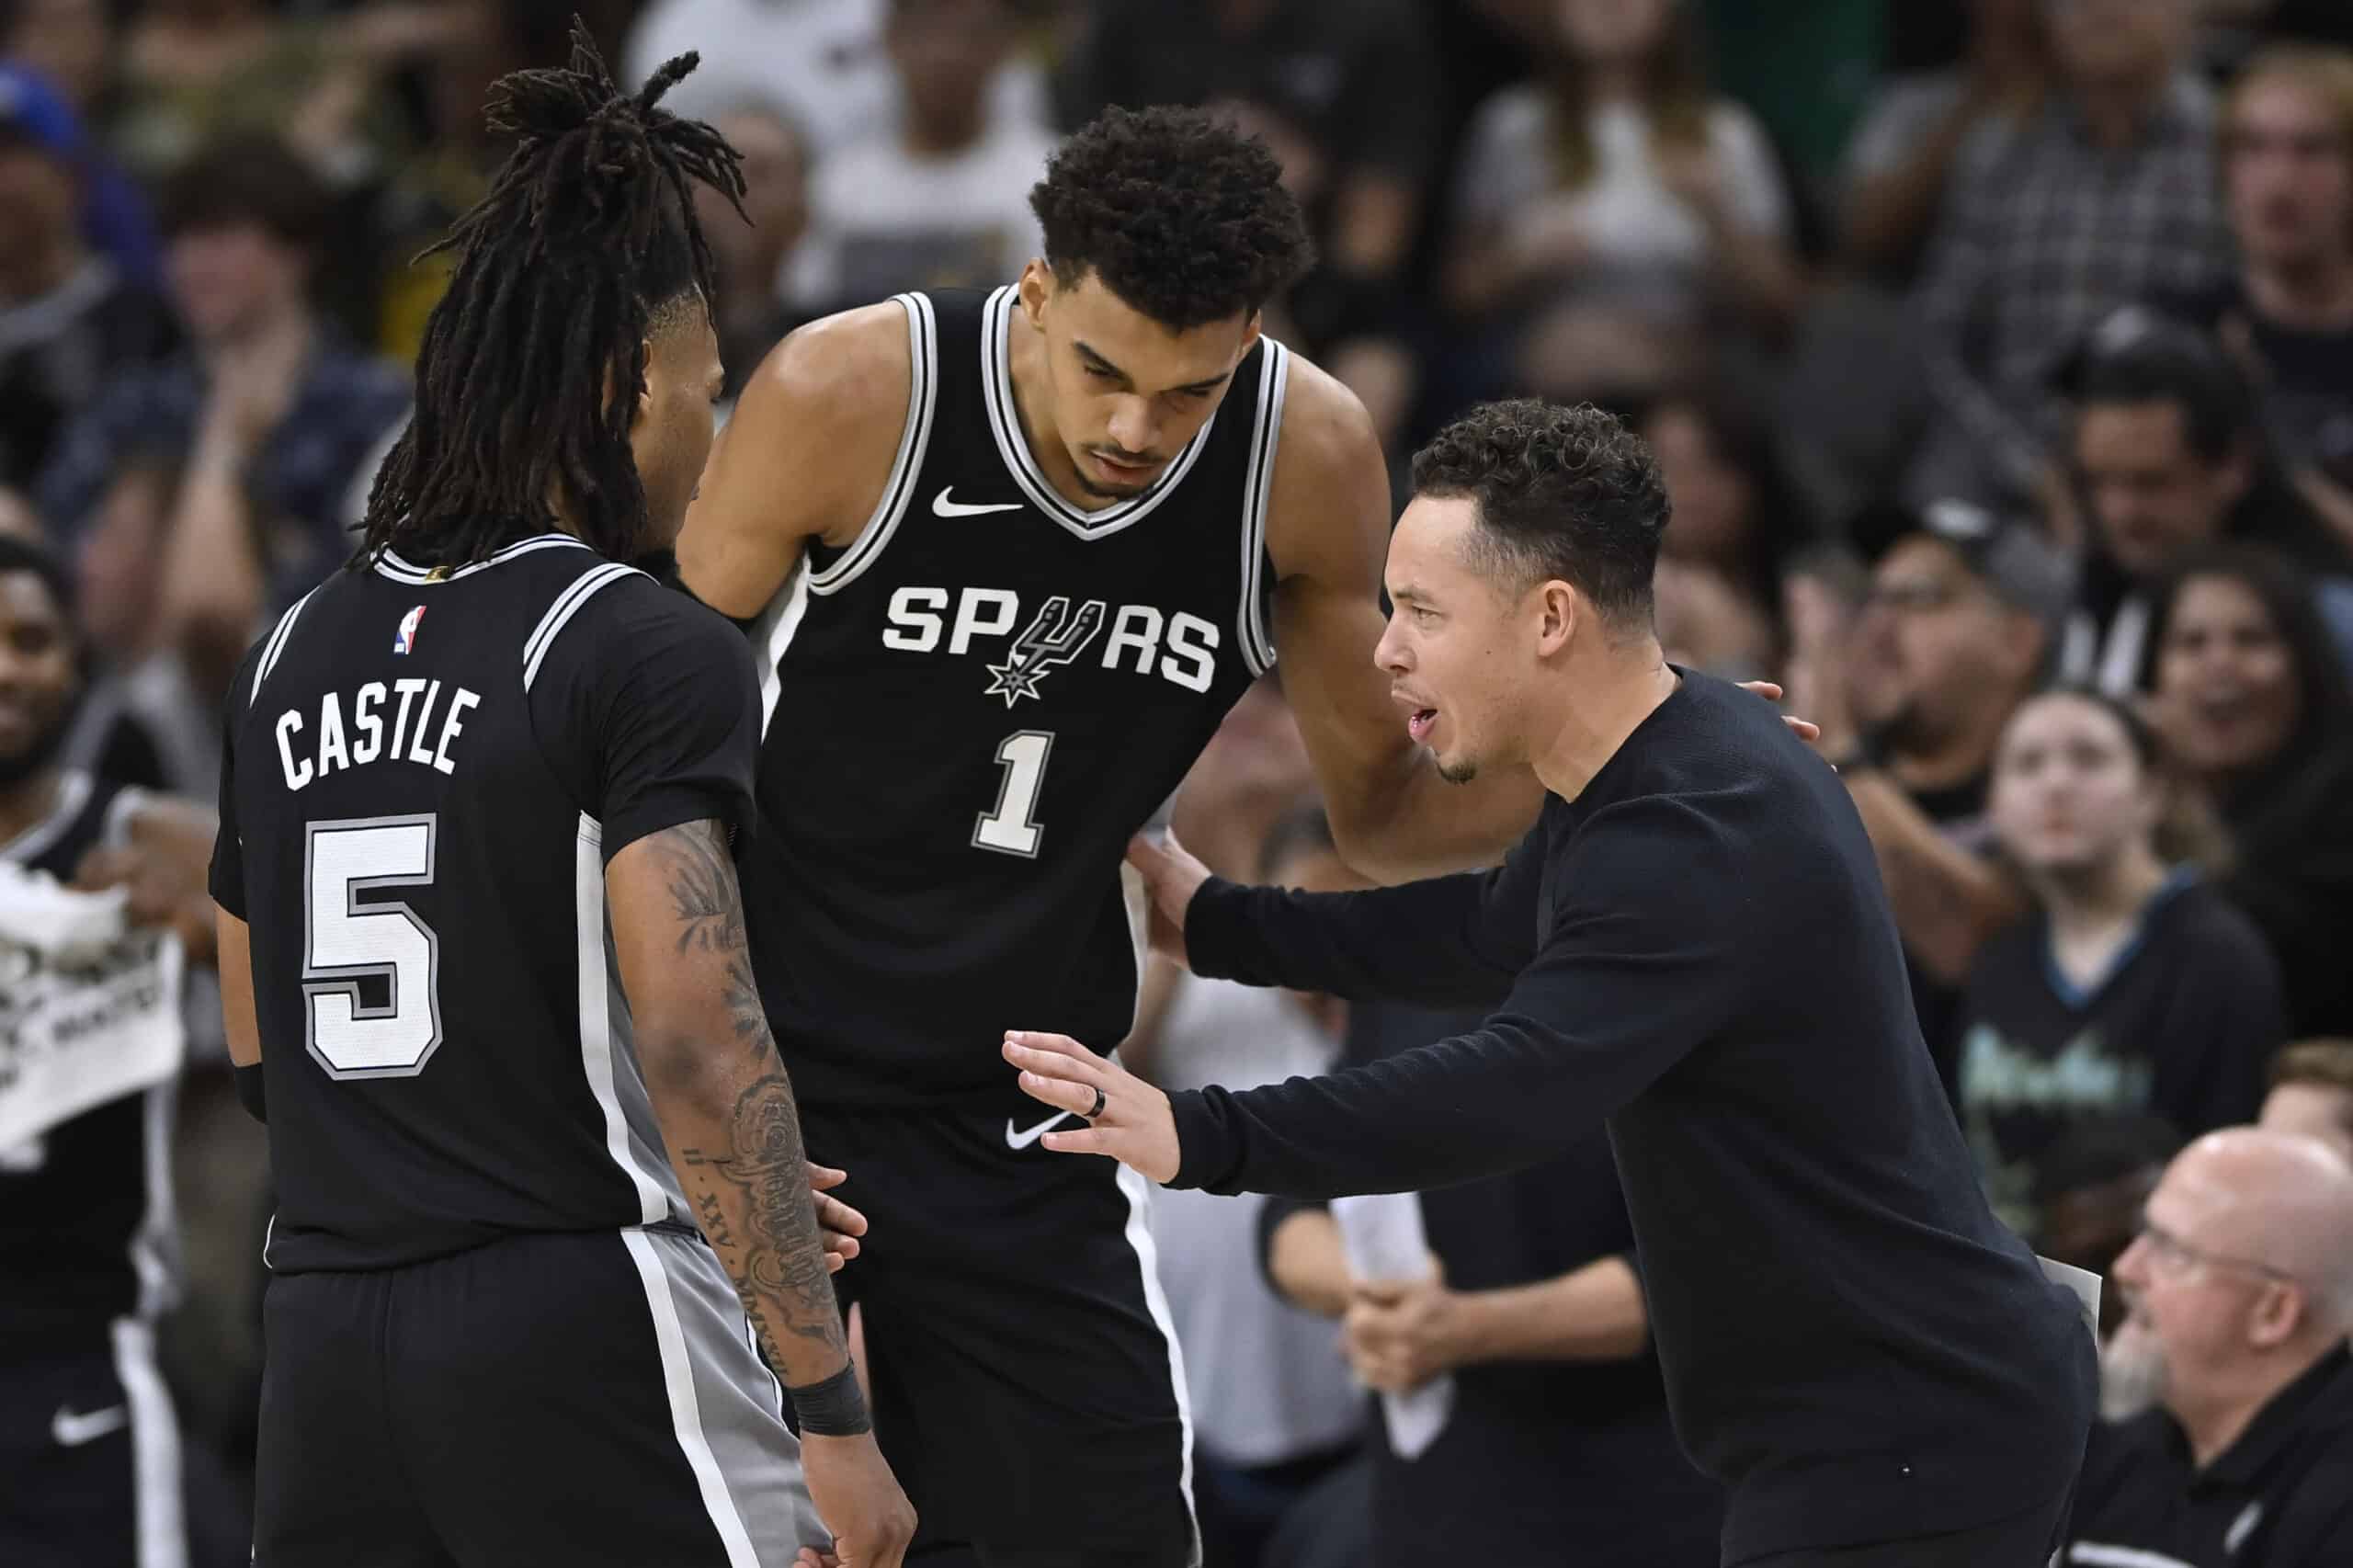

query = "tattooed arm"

[{"left": 606, "top": 817, "right": 848, "bottom": 1380}]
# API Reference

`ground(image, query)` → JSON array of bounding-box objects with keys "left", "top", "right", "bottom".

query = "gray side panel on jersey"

[
  {"left": 602, "top": 928, "right": 693, "bottom": 1229},
  {"left": 624, "top": 1227, "right": 824, "bottom": 1566},
  {"left": 1236, "top": 339, "right": 1290, "bottom": 678},
  {"left": 573, "top": 813, "right": 681, "bottom": 1225}
]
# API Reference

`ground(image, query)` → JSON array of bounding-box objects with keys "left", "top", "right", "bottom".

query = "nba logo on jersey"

[{"left": 393, "top": 604, "right": 427, "bottom": 654}]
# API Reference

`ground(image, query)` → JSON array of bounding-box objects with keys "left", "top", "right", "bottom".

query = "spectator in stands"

[
  {"left": 0, "top": 0, "right": 164, "bottom": 286},
  {"left": 624, "top": 0, "right": 1045, "bottom": 157},
  {"left": 0, "top": 65, "right": 176, "bottom": 491},
  {"left": 1838, "top": 0, "right": 2048, "bottom": 283},
  {"left": 1258, "top": 1020, "right": 1722, "bottom": 1568},
  {"left": 1638, "top": 384, "right": 1810, "bottom": 679},
  {"left": 1054, "top": 0, "right": 1435, "bottom": 446},
  {"left": 2263, "top": 1040, "right": 2353, "bottom": 1163},
  {"left": 1793, "top": 500, "right": 2069, "bottom": 1084},
  {"left": 2151, "top": 546, "right": 2353, "bottom": 1039},
  {"left": 2068, "top": 1128, "right": 2353, "bottom": 1568},
  {"left": 1958, "top": 686, "right": 2282, "bottom": 1241},
  {"left": 782, "top": 0, "right": 1053, "bottom": 316},
  {"left": 2032, "top": 1116, "right": 2179, "bottom": 1335},
  {"left": 1444, "top": 0, "right": 1799, "bottom": 403},
  {"left": 35, "top": 136, "right": 408, "bottom": 666},
  {"left": 699, "top": 99, "right": 812, "bottom": 397},
  {"left": 1906, "top": 0, "right": 2230, "bottom": 513},
  {"left": 2060, "top": 314, "right": 2353, "bottom": 693},
  {"left": 2182, "top": 46, "right": 2353, "bottom": 556}
]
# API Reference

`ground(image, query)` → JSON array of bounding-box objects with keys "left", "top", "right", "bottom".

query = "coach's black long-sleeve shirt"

[{"left": 1166, "top": 673, "right": 2096, "bottom": 1562}]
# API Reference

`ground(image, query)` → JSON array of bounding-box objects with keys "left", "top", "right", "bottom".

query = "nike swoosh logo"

[
  {"left": 933, "top": 487, "right": 1024, "bottom": 518},
  {"left": 51, "top": 1404, "right": 129, "bottom": 1448},
  {"left": 1005, "top": 1110, "right": 1075, "bottom": 1150}
]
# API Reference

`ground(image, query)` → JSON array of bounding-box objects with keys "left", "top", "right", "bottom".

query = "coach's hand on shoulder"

[
  {"left": 1004, "top": 1030, "right": 1182, "bottom": 1186},
  {"left": 1125, "top": 832, "right": 1212, "bottom": 969},
  {"left": 1736, "top": 679, "right": 1822, "bottom": 745},
  {"left": 799, "top": 1428, "right": 916, "bottom": 1568}
]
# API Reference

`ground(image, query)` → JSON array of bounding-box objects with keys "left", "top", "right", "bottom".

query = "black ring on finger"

[{"left": 1086, "top": 1085, "right": 1107, "bottom": 1119}]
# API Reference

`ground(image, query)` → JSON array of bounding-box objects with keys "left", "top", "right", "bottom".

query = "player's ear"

[
  {"left": 1534, "top": 581, "right": 1577, "bottom": 656},
  {"left": 1017, "top": 258, "right": 1054, "bottom": 329}
]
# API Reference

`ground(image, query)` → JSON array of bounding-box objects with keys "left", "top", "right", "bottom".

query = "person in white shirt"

[{"left": 780, "top": 0, "right": 1055, "bottom": 315}]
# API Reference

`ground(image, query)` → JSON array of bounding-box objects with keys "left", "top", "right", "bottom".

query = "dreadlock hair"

[
  {"left": 1029, "top": 106, "right": 1313, "bottom": 332},
  {"left": 356, "top": 19, "right": 745, "bottom": 570}
]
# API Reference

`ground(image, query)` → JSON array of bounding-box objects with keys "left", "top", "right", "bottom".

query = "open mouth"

[{"left": 1406, "top": 708, "right": 1438, "bottom": 744}]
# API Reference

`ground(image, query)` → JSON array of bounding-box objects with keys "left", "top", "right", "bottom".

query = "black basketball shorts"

[
  {"left": 0, "top": 1318, "right": 184, "bottom": 1568},
  {"left": 808, "top": 1102, "right": 1199, "bottom": 1568},
  {"left": 254, "top": 1226, "right": 823, "bottom": 1567}
]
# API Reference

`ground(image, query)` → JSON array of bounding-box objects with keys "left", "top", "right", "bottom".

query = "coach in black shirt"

[{"left": 1006, "top": 400, "right": 2096, "bottom": 1567}]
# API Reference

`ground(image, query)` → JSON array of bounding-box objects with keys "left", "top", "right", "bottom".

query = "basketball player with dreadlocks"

[
  {"left": 680, "top": 108, "right": 1807, "bottom": 1567},
  {"left": 206, "top": 28, "right": 914, "bottom": 1567}
]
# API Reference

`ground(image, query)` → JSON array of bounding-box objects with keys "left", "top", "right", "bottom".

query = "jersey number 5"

[
  {"left": 973, "top": 731, "right": 1053, "bottom": 858},
  {"left": 303, "top": 814, "right": 443, "bottom": 1077}
]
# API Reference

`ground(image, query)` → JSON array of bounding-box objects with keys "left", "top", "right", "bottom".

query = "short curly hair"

[
  {"left": 1409, "top": 400, "right": 1669, "bottom": 628},
  {"left": 1029, "top": 106, "right": 1313, "bottom": 331}
]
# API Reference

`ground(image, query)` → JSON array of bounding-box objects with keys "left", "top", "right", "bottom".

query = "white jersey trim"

[
  {"left": 111, "top": 1316, "right": 188, "bottom": 1568},
  {"left": 620, "top": 1228, "right": 765, "bottom": 1568},
  {"left": 980, "top": 285, "right": 1222, "bottom": 541},
  {"left": 2069, "top": 1546, "right": 2196, "bottom": 1568},
  {"left": 1115, "top": 1164, "right": 1203, "bottom": 1568},
  {"left": 806, "top": 292, "right": 938, "bottom": 598},
  {"left": 374, "top": 532, "right": 591, "bottom": 585},
  {"left": 523, "top": 562, "right": 644, "bottom": 691},
  {"left": 249, "top": 585, "right": 322, "bottom": 709},
  {"left": 574, "top": 812, "right": 668, "bottom": 1225},
  {"left": 1236, "top": 339, "right": 1289, "bottom": 677},
  {"left": 754, "top": 564, "right": 810, "bottom": 738}
]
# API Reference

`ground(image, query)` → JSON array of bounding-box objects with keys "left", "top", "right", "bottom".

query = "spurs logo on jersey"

[
  {"left": 881, "top": 585, "right": 1223, "bottom": 700},
  {"left": 984, "top": 596, "right": 1105, "bottom": 707}
]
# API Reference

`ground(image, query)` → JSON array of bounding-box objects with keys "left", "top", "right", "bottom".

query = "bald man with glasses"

[{"left": 2066, "top": 1127, "right": 2353, "bottom": 1568}]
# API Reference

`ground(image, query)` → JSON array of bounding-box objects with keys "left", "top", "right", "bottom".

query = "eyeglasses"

[{"left": 2133, "top": 1216, "right": 2300, "bottom": 1286}]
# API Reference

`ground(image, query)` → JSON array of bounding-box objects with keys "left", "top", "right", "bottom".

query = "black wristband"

[
  {"left": 788, "top": 1362, "right": 870, "bottom": 1437},
  {"left": 233, "top": 1062, "right": 267, "bottom": 1124}
]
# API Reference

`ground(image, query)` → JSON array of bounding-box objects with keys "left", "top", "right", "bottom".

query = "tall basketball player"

[
  {"left": 207, "top": 31, "right": 912, "bottom": 1566},
  {"left": 680, "top": 106, "right": 1806, "bottom": 1567}
]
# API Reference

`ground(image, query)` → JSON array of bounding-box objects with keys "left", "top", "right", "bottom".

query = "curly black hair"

[
  {"left": 1410, "top": 399, "right": 1669, "bottom": 628},
  {"left": 354, "top": 20, "right": 744, "bottom": 570},
  {"left": 1029, "top": 105, "right": 1313, "bottom": 331}
]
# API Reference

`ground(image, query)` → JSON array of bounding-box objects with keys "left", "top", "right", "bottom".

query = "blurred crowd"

[{"left": 8, "top": 0, "right": 2353, "bottom": 1563}]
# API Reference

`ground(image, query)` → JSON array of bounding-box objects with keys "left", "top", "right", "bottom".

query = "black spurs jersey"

[
  {"left": 745, "top": 286, "right": 1289, "bottom": 1107},
  {"left": 210, "top": 535, "right": 760, "bottom": 1272},
  {"left": 0, "top": 772, "right": 176, "bottom": 1339}
]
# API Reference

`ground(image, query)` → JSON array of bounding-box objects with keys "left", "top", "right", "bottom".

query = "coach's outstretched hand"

[
  {"left": 1004, "top": 1030, "right": 1183, "bottom": 1185},
  {"left": 1126, "top": 831, "right": 1212, "bottom": 969}
]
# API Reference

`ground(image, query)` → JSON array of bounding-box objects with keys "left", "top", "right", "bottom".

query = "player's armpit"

[
  {"left": 1257, "top": 361, "right": 1543, "bottom": 881},
  {"left": 676, "top": 302, "right": 913, "bottom": 621},
  {"left": 607, "top": 819, "right": 853, "bottom": 1385},
  {"left": 216, "top": 904, "right": 260, "bottom": 1069}
]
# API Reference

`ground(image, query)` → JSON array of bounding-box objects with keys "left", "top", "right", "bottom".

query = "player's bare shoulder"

[
  {"left": 679, "top": 300, "right": 917, "bottom": 618},
  {"left": 1263, "top": 349, "right": 1392, "bottom": 588}
]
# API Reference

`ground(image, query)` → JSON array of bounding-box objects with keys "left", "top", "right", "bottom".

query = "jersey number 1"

[
  {"left": 303, "top": 814, "right": 444, "bottom": 1077},
  {"left": 974, "top": 731, "right": 1052, "bottom": 858}
]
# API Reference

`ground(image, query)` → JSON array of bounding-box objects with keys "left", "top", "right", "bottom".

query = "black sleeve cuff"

[
  {"left": 1184, "top": 877, "right": 1280, "bottom": 988},
  {"left": 1167, "top": 1085, "right": 1243, "bottom": 1193}
]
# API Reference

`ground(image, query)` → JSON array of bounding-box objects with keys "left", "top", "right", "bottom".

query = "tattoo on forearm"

[
  {"left": 682, "top": 1075, "right": 845, "bottom": 1358},
  {"left": 656, "top": 820, "right": 776, "bottom": 1062}
]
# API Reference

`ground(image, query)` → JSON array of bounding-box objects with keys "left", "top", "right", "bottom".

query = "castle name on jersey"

[
  {"left": 274, "top": 678, "right": 483, "bottom": 792},
  {"left": 880, "top": 585, "right": 1222, "bottom": 702}
]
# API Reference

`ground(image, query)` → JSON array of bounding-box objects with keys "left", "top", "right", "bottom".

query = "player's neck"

[
  {"left": 1005, "top": 320, "right": 1110, "bottom": 515},
  {"left": 1529, "top": 642, "right": 1678, "bottom": 802},
  {"left": 0, "top": 767, "right": 63, "bottom": 849}
]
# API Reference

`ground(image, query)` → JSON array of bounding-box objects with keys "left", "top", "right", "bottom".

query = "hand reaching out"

[{"left": 1002, "top": 1030, "right": 1181, "bottom": 1185}]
